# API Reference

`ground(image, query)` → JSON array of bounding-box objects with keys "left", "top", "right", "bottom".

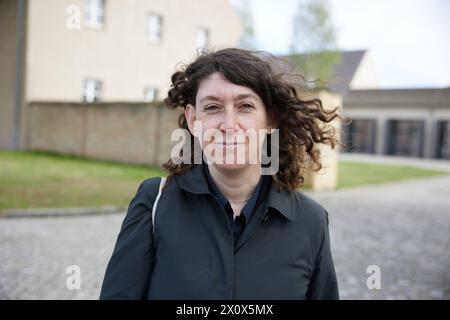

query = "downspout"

[{"left": 13, "top": 0, "right": 25, "bottom": 149}]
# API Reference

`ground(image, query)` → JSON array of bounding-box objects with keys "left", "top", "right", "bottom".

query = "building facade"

[
  {"left": 343, "top": 88, "right": 450, "bottom": 159},
  {"left": 0, "top": 0, "right": 242, "bottom": 150},
  {"left": 284, "top": 50, "right": 450, "bottom": 160}
]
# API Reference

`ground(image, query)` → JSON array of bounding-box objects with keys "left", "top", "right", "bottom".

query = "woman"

[{"left": 100, "top": 48, "right": 341, "bottom": 300}]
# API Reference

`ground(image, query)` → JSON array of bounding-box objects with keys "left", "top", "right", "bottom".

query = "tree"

[
  {"left": 289, "top": 0, "right": 341, "bottom": 86},
  {"left": 234, "top": 0, "right": 258, "bottom": 50}
]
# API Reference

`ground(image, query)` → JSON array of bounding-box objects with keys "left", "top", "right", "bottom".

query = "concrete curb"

[{"left": 0, "top": 206, "right": 127, "bottom": 219}]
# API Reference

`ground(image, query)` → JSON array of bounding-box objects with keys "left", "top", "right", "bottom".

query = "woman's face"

[{"left": 185, "top": 72, "right": 272, "bottom": 170}]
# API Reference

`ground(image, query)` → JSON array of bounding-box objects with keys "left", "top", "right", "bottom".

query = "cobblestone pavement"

[
  {"left": 1, "top": 176, "right": 449, "bottom": 300},
  {"left": 308, "top": 175, "right": 450, "bottom": 300}
]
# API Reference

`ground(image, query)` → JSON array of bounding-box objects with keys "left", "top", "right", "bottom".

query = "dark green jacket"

[{"left": 100, "top": 164, "right": 339, "bottom": 300}]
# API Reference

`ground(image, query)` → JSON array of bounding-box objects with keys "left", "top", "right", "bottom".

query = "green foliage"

[
  {"left": 289, "top": 50, "right": 342, "bottom": 87},
  {"left": 234, "top": 0, "right": 258, "bottom": 49},
  {"left": 290, "top": 0, "right": 340, "bottom": 83}
]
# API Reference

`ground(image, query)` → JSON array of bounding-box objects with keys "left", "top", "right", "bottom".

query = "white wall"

[{"left": 25, "top": 0, "right": 242, "bottom": 102}]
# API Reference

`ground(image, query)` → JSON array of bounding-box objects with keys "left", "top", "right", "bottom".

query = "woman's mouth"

[{"left": 216, "top": 142, "right": 245, "bottom": 146}]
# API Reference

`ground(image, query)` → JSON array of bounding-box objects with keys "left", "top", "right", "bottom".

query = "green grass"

[
  {"left": 0, "top": 150, "right": 166, "bottom": 210},
  {"left": 0, "top": 151, "right": 448, "bottom": 210},
  {"left": 337, "top": 160, "right": 448, "bottom": 189}
]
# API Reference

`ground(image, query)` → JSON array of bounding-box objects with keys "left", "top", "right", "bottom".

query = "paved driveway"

[
  {"left": 308, "top": 175, "right": 450, "bottom": 299},
  {"left": 1, "top": 175, "right": 449, "bottom": 299}
]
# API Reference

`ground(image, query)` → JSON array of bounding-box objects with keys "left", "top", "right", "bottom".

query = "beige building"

[
  {"left": 284, "top": 50, "right": 450, "bottom": 160},
  {"left": 330, "top": 50, "right": 379, "bottom": 92},
  {"left": 343, "top": 88, "right": 450, "bottom": 159},
  {"left": 0, "top": 0, "right": 242, "bottom": 150}
]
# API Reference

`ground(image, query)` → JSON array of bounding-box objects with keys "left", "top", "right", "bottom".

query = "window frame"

[
  {"left": 196, "top": 26, "right": 209, "bottom": 50},
  {"left": 144, "top": 86, "right": 159, "bottom": 102},
  {"left": 83, "top": 78, "right": 103, "bottom": 103},
  {"left": 84, "top": 0, "right": 105, "bottom": 30},
  {"left": 146, "top": 13, "right": 163, "bottom": 44}
]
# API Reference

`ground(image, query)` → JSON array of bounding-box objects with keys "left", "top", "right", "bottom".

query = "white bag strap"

[{"left": 151, "top": 177, "right": 166, "bottom": 229}]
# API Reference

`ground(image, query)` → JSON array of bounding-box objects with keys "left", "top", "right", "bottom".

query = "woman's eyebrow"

[
  {"left": 235, "top": 93, "right": 258, "bottom": 101},
  {"left": 199, "top": 93, "right": 257, "bottom": 104},
  {"left": 199, "top": 95, "right": 222, "bottom": 104}
]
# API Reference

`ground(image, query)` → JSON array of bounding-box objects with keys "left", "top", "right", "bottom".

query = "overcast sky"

[{"left": 230, "top": 0, "right": 450, "bottom": 89}]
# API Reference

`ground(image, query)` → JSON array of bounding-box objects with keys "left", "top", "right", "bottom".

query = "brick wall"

[{"left": 27, "top": 102, "right": 183, "bottom": 168}]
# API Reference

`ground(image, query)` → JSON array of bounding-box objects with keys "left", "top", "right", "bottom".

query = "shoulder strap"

[{"left": 151, "top": 176, "right": 166, "bottom": 229}]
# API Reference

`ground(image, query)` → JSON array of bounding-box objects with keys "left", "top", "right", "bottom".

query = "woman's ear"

[{"left": 185, "top": 104, "right": 196, "bottom": 136}]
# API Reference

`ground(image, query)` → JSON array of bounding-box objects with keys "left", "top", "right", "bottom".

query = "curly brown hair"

[{"left": 162, "top": 48, "right": 342, "bottom": 192}]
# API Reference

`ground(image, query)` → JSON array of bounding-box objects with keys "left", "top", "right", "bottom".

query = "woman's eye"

[
  {"left": 240, "top": 104, "right": 254, "bottom": 110},
  {"left": 205, "top": 105, "right": 219, "bottom": 111}
]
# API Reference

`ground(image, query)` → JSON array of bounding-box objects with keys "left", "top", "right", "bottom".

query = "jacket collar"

[
  {"left": 265, "top": 182, "right": 296, "bottom": 221},
  {"left": 178, "top": 164, "right": 211, "bottom": 195},
  {"left": 179, "top": 164, "right": 296, "bottom": 221}
]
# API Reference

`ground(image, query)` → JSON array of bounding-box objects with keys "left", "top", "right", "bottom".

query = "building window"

[
  {"left": 196, "top": 27, "right": 209, "bottom": 50},
  {"left": 436, "top": 121, "right": 450, "bottom": 159},
  {"left": 144, "top": 87, "right": 159, "bottom": 102},
  {"left": 147, "top": 14, "right": 163, "bottom": 43},
  {"left": 386, "top": 120, "right": 424, "bottom": 157},
  {"left": 343, "top": 119, "right": 377, "bottom": 154},
  {"left": 83, "top": 79, "right": 102, "bottom": 102},
  {"left": 85, "top": 0, "right": 105, "bottom": 28}
]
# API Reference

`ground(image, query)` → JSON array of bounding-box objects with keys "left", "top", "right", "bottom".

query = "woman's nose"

[{"left": 219, "top": 109, "right": 239, "bottom": 131}]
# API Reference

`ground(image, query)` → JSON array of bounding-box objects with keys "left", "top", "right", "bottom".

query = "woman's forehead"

[{"left": 197, "top": 72, "right": 260, "bottom": 103}]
